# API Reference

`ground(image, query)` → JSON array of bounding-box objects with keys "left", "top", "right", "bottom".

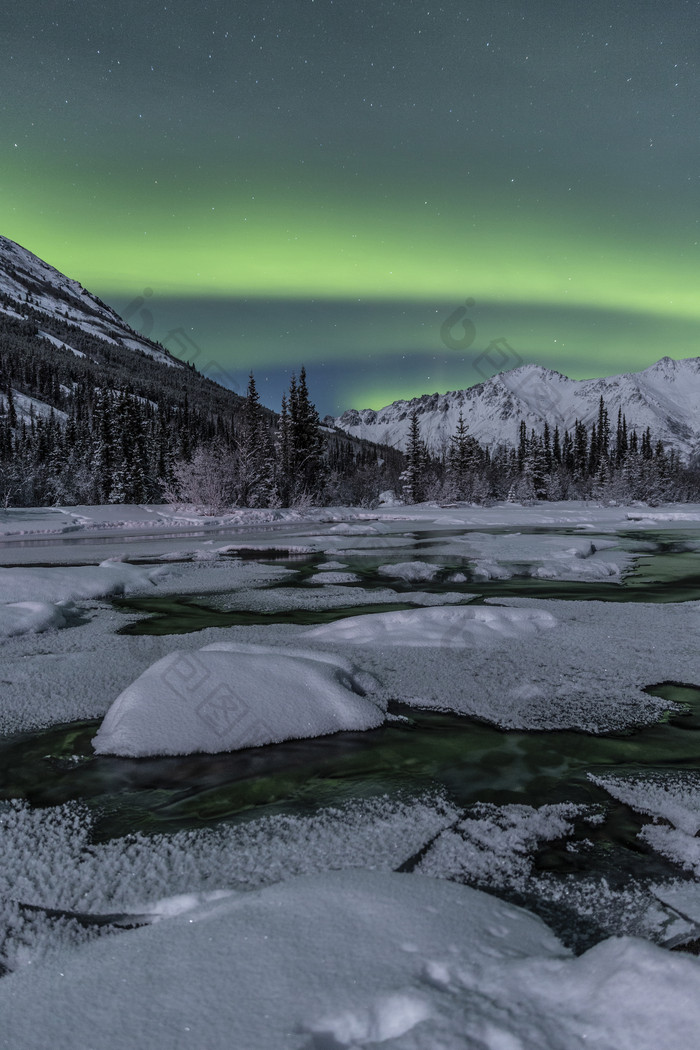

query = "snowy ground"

[{"left": 1, "top": 499, "right": 700, "bottom": 1048}]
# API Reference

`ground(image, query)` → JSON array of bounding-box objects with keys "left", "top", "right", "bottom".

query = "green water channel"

[
  {"left": 1, "top": 683, "right": 698, "bottom": 884},
  {"left": 112, "top": 530, "right": 700, "bottom": 637}
]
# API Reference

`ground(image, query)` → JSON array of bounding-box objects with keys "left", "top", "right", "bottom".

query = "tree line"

[
  {"left": 400, "top": 397, "right": 700, "bottom": 504},
  {"left": 1, "top": 294, "right": 698, "bottom": 508},
  {"left": 0, "top": 345, "right": 402, "bottom": 509}
]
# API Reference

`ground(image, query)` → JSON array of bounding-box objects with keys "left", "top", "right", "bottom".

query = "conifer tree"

[
  {"left": 400, "top": 410, "right": 428, "bottom": 504},
  {"left": 235, "top": 373, "right": 270, "bottom": 506},
  {"left": 287, "top": 366, "right": 325, "bottom": 501},
  {"left": 445, "top": 411, "right": 480, "bottom": 499}
]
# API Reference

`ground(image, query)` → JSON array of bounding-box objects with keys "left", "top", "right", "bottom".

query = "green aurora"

[{"left": 3, "top": 1, "right": 699, "bottom": 414}]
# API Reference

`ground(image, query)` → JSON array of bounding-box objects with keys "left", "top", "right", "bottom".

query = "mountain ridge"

[
  {"left": 335, "top": 356, "right": 700, "bottom": 458},
  {"left": 0, "top": 234, "right": 182, "bottom": 370}
]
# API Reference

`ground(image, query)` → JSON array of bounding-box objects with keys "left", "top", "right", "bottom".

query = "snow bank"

[
  {"left": 307, "top": 571, "right": 361, "bottom": 584},
  {"left": 327, "top": 521, "right": 389, "bottom": 535},
  {"left": 453, "top": 531, "right": 629, "bottom": 581},
  {"left": 0, "top": 561, "right": 162, "bottom": 604},
  {"left": 0, "top": 561, "right": 164, "bottom": 642},
  {"left": 2, "top": 867, "right": 700, "bottom": 1050},
  {"left": 93, "top": 643, "right": 384, "bottom": 757},
  {"left": 2, "top": 500, "right": 700, "bottom": 543},
  {"left": 305, "top": 603, "right": 559, "bottom": 647},
  {"left": 627, "top": 510, "right": 700, "bottom": 522},
  {"left": 0, "top": 601, "right": 71, "bottom": 639},
  {"left": 301, "top": 597, "right": 699, "bottom": 732}
]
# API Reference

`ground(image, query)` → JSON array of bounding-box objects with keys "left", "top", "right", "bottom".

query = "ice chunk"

[
  {"left": 590, "top": 773, "right": 700, "bottom": 836},
  {"left": 591, "top": 773, "right": 700, "bottom": 877},
  {"left": 308, "top": 572, "right": 361, "bottom": 584},
  {"left": 377, "top": 560, "right": 441, "bottom": 582}
]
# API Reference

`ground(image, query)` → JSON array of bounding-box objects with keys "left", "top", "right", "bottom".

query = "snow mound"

[
  {"left": 0, "top": 601, "right": 71, "bottom": 639},
  {"left": 93, "top": 643, "right": 384, "bottom": 757},
  {"left": 3, "top": 868, "right": 700, "bottom": 1050},
  {"left": 305, "top": 604, "right": 559, "bottom": 647},
  {"left": 377, "top": 560, "right": 441, "bottom": 581}
]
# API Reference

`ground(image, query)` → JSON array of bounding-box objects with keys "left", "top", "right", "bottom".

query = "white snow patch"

[
  {"left": 2, "top": 867, "right": 700, "bottom": 1050},
  {"left": 38, "top": 330, "right": 85, "bottom": 357},
  {"left": 305, "top": 604, "right": 559, "bottom": 647},
  {"left": 377, "top": 560, "right": 442, "bottom": 582}
]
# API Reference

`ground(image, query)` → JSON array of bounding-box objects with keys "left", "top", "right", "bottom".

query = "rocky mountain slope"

[{"left": 0, "top": 235, "right": 179, "bottom": 370}]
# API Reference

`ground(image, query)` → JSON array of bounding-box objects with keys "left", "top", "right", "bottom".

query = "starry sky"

[{"left": 3, "top": 0, "right": 699, "bottom": 415}]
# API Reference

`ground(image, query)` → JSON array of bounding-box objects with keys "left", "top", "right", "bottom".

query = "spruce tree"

[
  {"left": 287, "top": 367, "right": 325, "bottom": 501},
  {"left": 400, "top": 410, "right": 428, "bottom": 504},
  {"left": 446, "top": 411, "right": 480, "bottom": 499}
]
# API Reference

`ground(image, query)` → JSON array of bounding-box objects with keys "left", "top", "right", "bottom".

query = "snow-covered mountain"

[
  {"left": 0, "top": 234, "right": 254, "bottom": 440},
  {"left": 335, "top": 358, "right": 700, "bottom": 458},
  {"left": 0, "top": 235, "right": 181, "bottom": 369}
]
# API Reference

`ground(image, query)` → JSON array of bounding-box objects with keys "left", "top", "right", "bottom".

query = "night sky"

[{"left": 3, "top": 1, "right": 699, "bottom": 415}]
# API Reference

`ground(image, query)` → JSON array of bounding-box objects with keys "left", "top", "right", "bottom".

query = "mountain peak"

[{"left": 335, "top": 357, "right": 700, "bottom": 457}]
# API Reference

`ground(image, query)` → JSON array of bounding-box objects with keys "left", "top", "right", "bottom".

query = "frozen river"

[{"left": 2, "top": 500, "right": 700, "bottom": 1049}]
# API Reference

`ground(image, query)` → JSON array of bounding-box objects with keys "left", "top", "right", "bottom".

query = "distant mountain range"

[
  {"left": 3, "top": 234, "right": 699, "bottom": 464},
  {"left": 334, "top": 358, "right": 700, "bottom": 458}
]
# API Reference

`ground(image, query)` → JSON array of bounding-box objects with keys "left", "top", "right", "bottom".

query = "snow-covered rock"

[{"left": 93, "top": 642, "right": 384, "bottom": 756}]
